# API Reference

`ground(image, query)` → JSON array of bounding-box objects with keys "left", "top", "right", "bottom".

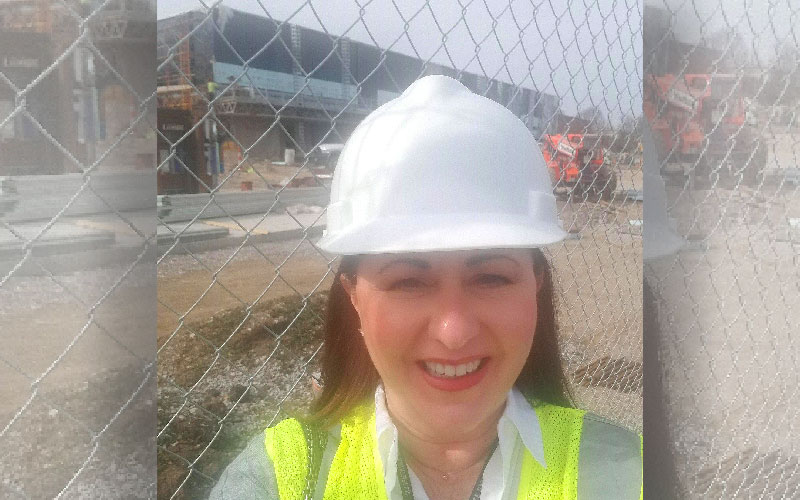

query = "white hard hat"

[
  {"left": 317, "top": 75, "right": 567, "bottom": 254},
  {"left": 642, "top": 125, "right": 685, "bottom": 261}
]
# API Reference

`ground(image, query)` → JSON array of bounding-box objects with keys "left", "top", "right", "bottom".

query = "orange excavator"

[
  {"left": 541, "top": 133, "right": 617, "bottom": 199},
  {"left": 643, "top": 73, "right": 765, "bottom": 185}
]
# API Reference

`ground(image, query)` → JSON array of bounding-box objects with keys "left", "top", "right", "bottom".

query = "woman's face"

[{"left": 344, "top": 249, "right": 540, "bottom": 436}]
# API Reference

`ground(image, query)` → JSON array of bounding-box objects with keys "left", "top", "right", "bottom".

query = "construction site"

[
  {"left": 640, "top": 5, "right": 800, "bottom": 497},
  {"left": 0, "top": 0, "right": 155, "bottom": 175},
  {"left": 643, "top": 4, "right": 798, "bottom": 190},
  {"left": 155, "top": 6, "right": 571, "bottom": 195},
  {"left": 2, "top": 0, "right": 798, "bottom": 498},
  {"left": 154, "top": 5, "right": 799, "bottom": 496},
  {"left": 152, "top": 6, "right": 647, "bottom": 499}
]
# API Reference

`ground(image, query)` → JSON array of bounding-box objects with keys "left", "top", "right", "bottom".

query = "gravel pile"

[
  {"left": 157, "top": 292, "right": 327, "bottom": 499},
  {"left": 0, "top": 364, "right": 156, "bottom": 499}
]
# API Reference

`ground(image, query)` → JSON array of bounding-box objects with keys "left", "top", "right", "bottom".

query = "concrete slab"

[
  {"left": 201, "top": 210, "right": 326, "bottom": 237},
  {"left": 1, "top": 172, "right": 153, "bottom": 223},
  {"left": 157, "top": 187, "right": 328, "bottom": 223},
  {"left": 156, "top": 211, "right": 327, "bottom": 255},
  {"left": 157, "top": 221, "right": 229, "bottom": 246},
  {"left": 68, "top": 210, "right": 156, "bottom": 246},
  {"left": 0, "top": 221, "right": 116, "bottom": 258},
  {"left": 0, "top": 212, "right": 156, "bottom": 276}
]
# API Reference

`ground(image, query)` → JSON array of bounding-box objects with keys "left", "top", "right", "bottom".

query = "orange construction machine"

[
  {"left": 541, "top": 134, "right": 616, "bottom": 198},
  {"left": 644, "top": 73, "right": 764, "bottom": 185}
]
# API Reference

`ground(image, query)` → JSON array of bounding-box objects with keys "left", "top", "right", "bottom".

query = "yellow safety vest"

[{"left": 264, "top": 400, "right": 641, "bottom": 500}]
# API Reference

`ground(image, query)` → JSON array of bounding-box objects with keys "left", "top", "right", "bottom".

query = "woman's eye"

[
  {"left": 390, "top": 278, "right": 427, "bottom": 290},
  {"left": 473, "top": 274, "right": 512, "bottom": 287}
]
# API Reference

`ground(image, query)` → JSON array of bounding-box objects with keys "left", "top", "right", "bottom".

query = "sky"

[
  {"left": 643, "top": 0, "right": 796, "bottom": 66},
  {"left": 157, "top": 0, "right": 643, "bottom": 121}
]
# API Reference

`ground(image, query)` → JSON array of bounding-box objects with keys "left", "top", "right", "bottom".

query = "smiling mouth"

[{"left": 423, "top": 359, "right": 485, "bottom": 378}]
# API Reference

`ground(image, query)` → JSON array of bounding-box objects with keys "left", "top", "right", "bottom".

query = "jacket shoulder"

[
  {"left": 208, "top": 433, "right": 280, "bottom": 500},
  {"left": 577, "top": 413, "right": 642, "bottom": 500},
  {"left": 579, "top": 412, "right": 641, "bottom": 449}
]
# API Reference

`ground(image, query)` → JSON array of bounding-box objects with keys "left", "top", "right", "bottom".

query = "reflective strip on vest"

[{"left": 264, "top": 403, "right": 641, "bottom": 500}]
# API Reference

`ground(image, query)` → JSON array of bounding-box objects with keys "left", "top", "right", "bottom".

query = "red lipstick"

[{"left": 418, "top": 357, "right": 489, "bottom": 392}]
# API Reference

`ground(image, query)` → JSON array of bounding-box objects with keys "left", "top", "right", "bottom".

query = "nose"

[{"left": 430, "top": 288, "right": 480, "bottom": 350}]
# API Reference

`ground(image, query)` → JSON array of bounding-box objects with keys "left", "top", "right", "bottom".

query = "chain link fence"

[
  {"left": 155, "top": 1, "right": 643, "bottom": 498},
  {"left": 644, "top": 0, "right": 800, "bottom": 497},
  {"left": 0, "top": 0, "right": 156, "bottom": 498},
  {"left": 2, "top": 0, "right": 795, "bottom": 498}
]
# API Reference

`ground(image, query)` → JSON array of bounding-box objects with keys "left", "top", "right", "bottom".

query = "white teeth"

[{"left": 424, "top": 360, "right": 482, "bottom": 378}]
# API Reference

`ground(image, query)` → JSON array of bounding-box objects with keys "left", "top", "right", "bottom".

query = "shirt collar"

[
  {"left": 498, "top": 387, "right": 547, "bottom": 467},
  {"left": 373, "top": 385, "right": 547, "bottom": 496},
  {"left": 374, "top": 385, "right": 401, "bottom": 494}
]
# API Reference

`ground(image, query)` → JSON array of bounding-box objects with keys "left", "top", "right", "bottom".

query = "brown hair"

[{"left": 308, "top": 248, "right": 574, "bottom": 426}]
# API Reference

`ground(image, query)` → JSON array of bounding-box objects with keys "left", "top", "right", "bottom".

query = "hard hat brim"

[{"left": 317, "top": 213, "right": 568, "bottom": 255}]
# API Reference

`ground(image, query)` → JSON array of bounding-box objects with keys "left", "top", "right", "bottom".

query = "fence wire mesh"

[
  {"left": 644, "top": 0, "right": 800, "bottom": 498},
  {"left": 155, "top": 1, "right": 643, "bottom": 498},
  {"left": 0, "top": 0, "right": 157, "bottom": 498},
  {"left": 1, "top": 0, "right": 795, "bottom": 497}
]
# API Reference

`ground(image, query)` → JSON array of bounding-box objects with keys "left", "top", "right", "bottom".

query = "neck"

[{"left": 387, "top": 397, "right": 503, "bottom": 478}]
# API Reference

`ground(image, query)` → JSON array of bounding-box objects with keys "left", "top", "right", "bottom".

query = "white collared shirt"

[{"left": 374, "top": 385, "right": 547, "bottom": 500}]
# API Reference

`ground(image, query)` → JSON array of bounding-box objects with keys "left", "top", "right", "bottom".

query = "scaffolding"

[{"left": 157, "top": 18, "right": 194, "bottom": 110}]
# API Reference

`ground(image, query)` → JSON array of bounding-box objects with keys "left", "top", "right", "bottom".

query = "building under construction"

[
  {"left": 156, "top": 6, "right": 560, "bottom": 194},
  {"left": 0, "top": 0, "right": 155, "bottom": 175}
]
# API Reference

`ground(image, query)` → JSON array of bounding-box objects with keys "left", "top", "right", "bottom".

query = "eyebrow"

[
  {"left": 464, "top": 253, "right": 520, "bottom": 267},
  {"left": 378, "top": 253, "right": 520, "bottom": 274},
  {"left": 378, "top": 258, "right": 431, "bottom": 274}
]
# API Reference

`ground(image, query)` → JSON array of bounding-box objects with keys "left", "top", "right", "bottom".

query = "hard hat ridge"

[{"left": 318, "top": 75, "right": 567, "bottom": 254}]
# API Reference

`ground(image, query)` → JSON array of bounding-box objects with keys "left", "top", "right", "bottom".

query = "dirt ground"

[
  {"left": 157, "top": 239, "right": 336, "bottom": 498},
  {"left": 646, "top": 181, "right": 800, "bottom": 497},
  {"left": 157, "top": 239, "right": 334, "bottom": 344},
  {"left": 215, "top": 159, "right": 330, "bottom": 192},
  {"left": 1, "top": 262, "right": 157, "bottom": 499},
  {"left": 157, "top": 291, "right": 327, "bottom": 499}
]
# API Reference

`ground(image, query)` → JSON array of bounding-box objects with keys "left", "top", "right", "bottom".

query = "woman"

[{"left": 210, "top": 76, "right": 641, "bottom": 500}]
